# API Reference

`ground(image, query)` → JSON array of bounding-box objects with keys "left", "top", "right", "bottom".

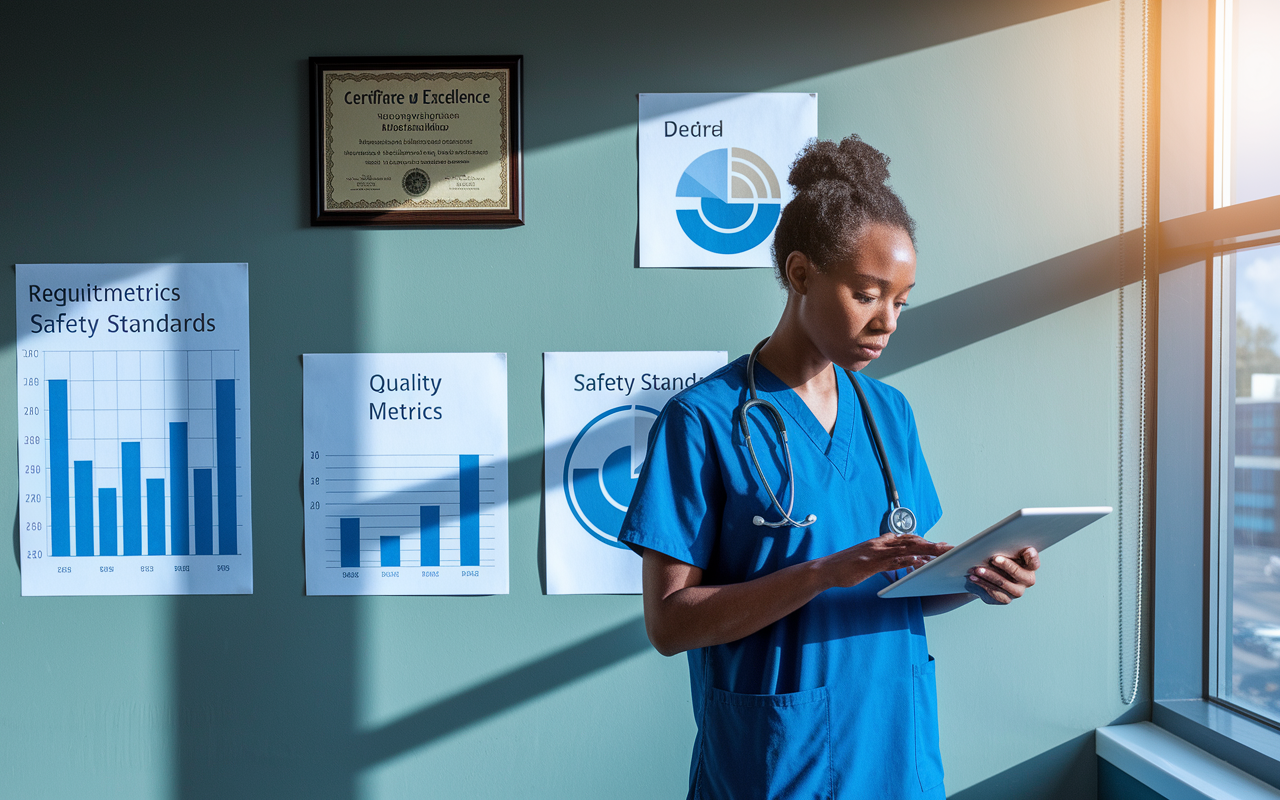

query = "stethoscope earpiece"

[{"left": 739, "top": 338, "right": 912, "bottom": 533}]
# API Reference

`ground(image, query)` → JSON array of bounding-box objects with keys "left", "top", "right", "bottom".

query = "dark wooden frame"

[{"left": 309, "top": 55, "right": 523, "bottom": 227}]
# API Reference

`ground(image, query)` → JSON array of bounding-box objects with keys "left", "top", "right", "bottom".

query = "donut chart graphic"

[
  {"left": 676, "top": 147, "right": 782, "bottom": 255},
  {"left": 564, "top": 405, "right": 661, "bottom": 549}
]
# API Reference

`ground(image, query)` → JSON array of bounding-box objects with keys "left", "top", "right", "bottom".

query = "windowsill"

[
  {"left": 1097, "top": 721, "right": 1280, "bottom": 799},
  {"left": 1153, "top": 699, "right": 1280, "bottom": 789}
]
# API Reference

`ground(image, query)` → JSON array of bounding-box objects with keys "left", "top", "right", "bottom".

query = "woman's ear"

[{"left": 784, "top": 251, "right": 816, "bottom": 295}]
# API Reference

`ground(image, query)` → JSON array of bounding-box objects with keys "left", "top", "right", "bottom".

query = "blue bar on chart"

[
  {"left": 122, "top": 442, "right": 141, "bottom": 556},
  {"left": 99, "top": 488, "right": 117, "bottom": 556},
  {"left": 170, "top": 422, "right": 188, "bottom": 556},
  {"left": 340, "top": 518, "right": 360, "bottom": 567},
  {"left": 194, "top": 469, "right": 213, "bottom": 555},
  {"left": 146, "top": 479, "right": 166, "bottom": 555},
  {"left": 420, "top": 506, "right": 440, "bottom": 566},
  {"left": 460, "top": 454, "right": 480, "bottom": 566},
  {"left": 215, "top": 379, "right": 237, "bottom": 555},
  {"left": 75, "top": 461, "right": 93, "bottom": 556},
  {"left": 49, "top": 380, "right": 70, "bottom": 557},
  {"left": 380, "top": 536, "right": 400, "bottom": 567}
]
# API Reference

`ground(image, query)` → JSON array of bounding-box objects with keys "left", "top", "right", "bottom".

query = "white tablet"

[{"left": 877, "top": 507, "right": 1112, "bottom": 599}]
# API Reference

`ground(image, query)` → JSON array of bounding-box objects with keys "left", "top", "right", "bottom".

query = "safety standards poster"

[
  {"left": 544, "top": 351, "right": 727, "bottom": 594},
  {"left": 638, "top": 93, "right": 817, "bottom": 268},
  {"left": 303, "top": 353, "right": 509, "bottom": 596},
  {"left": 16, "top": 263, "right": 252, "bottom": 595}
]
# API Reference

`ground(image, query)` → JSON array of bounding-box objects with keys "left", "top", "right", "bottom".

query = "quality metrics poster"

[
  {"left": 544, "top": 351, "right": 727, "bottom": 594},
  {"left": 638, "top": 92, "right": 817, "bottom": 268},
  {"left": 303, "top": 353, "right": 509, "bottom": 596}
]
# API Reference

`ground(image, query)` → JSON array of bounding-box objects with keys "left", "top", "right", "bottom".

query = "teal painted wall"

[{"left": 0, "top": 1, "right": 1143, "bottom": 797}]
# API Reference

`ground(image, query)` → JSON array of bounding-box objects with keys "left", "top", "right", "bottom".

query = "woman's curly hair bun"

[{"left": 771, "top": 134, "right": 915, "bottom": 287}]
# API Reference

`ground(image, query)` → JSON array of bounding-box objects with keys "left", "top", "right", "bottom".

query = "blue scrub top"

[{"left": 619, "top": 355, "right": 946, "bottom": 800}]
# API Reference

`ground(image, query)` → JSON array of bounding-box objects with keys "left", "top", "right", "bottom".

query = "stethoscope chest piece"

[{"left": 887, "top": 506, "right": 917, "bottom": 536}]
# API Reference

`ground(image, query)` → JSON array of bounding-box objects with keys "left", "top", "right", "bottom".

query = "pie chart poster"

[
  {"left": 638, "top": 92, "right": 817, "bottom": 269},
  {"left": 544, "top": 351, "right": 726, "bottom": 594}
]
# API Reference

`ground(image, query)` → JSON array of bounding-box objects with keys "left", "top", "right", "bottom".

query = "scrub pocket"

[
  {"left": 913, "top": 656, "right": 945, "bottom": 792},
  {"left": 696, "top": 685, "right": 832, "bottom": 800}
]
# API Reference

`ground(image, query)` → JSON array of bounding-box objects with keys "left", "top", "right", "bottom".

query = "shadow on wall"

[
  {"left": 354, "top": 617, "right": 649, "bottom": 767},
  {"left": 866, "top": 230, "right": 1144, "bottom": 379},
  {"left": 946, "top": 705, "right": 1148, "bottom": 800},
  {"left": 174, "top": 597, "right": 648, "bottom": 799},
  {"left": 171, "top": 244, "right": 362, "bottom": 797},
  {"left": 948, "top": 731, "right": 1099, "bottom": 800},
  {"left": 502, "top": 0, "right": 1105, "bottom": 150}
]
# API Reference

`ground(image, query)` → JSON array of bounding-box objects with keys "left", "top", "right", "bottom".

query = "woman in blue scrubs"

[{"left": 618, "top": 135, "right": 1040, "bottom": 800}]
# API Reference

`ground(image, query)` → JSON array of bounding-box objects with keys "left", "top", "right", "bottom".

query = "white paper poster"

[
  {"left": 638, "top": 92, "right": 818, "bottom": 268},
  {"left": 16, "top": 263, "right": 252, "bottom": 595},
  {"left": 303, "top": 353, "right": 509, "bottom": 596},
  {"left": 544, "top": 351, "right": 727, "bottom": 594}
]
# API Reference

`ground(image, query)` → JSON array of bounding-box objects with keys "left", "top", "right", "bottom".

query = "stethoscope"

[{"left": 739, "top": 338, "right": 918, "bottom": 536}]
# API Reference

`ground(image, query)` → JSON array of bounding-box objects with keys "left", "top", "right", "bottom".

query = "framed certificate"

[{"left": 310, "top": 55, "right": 523, "bottom": 226}]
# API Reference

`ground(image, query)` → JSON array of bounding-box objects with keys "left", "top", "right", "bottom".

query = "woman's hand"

[
  {"left": 820, "top": 532, "right": 953, "bottom": 589},
  {"left": 966, "top": 547, "right": 1040, "bottom": 604}
]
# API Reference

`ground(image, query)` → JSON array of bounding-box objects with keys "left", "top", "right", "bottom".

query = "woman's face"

[{"left": 795, "top": 222, "right": 917, "bottom": 372}]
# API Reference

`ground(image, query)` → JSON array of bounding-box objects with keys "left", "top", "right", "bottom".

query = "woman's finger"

[
  {"left": 986, "top": 555, "right": 1036, "bottom": 588},
  {"left": 1018, "top": 547, "right": 1041, "bottom": 571},
  {"left": 969, "top": 566, "right": 1025, "bottom": 599},
  {"left": 966, "top": 574, "right": 1010, "bottom": 604},
  {"left": 895, "top": 539, "right": 951, "bottom": 558}
]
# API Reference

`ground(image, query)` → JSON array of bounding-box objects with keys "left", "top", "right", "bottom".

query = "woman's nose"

[{"left": 874, "top": 303, "right": 898, "bottom": 334}]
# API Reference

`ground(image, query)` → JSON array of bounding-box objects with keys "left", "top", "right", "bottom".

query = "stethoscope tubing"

[
  {"left": 739, "top": 338, "right": 915, "bottom": 534},
  {"left": 845, "top": 368, "right": 901, "bottom": 508}
]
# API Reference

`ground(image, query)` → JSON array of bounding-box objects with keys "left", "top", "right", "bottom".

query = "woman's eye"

[{"left": 856, "top": 294, "right": 877, "bottom": 305}]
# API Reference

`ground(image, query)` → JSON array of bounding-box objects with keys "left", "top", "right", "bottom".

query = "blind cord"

[{"left": 1118, "top": 0, "right": 1149, "bottom": 707}]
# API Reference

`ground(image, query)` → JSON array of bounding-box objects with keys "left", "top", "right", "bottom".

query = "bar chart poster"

[
  {"left": 544, "top": 350, "right": 726, "bottom": 594},
  {"left": 303, "top": 353, "right": 509, "bottom": 595},
  {"left": 16, "top": 263, "right": 252, "bottom": 596}
]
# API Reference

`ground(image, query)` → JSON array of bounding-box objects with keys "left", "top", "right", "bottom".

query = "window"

[
  {"left": 1152, "top": 0, "right": 1280, "bottom": 782},
  {"left": 1206, "top": 0, "right": 1280, "bottom": 730},
  {"left": 1217, "top": 243, "right": 1280, "bottom": 723},
  {"left": 1214, "top": 0, "right": 1280, "bottom": 208}
]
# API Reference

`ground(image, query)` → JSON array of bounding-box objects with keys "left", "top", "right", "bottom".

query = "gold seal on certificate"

[{"left": 310, "top": 56, "right": 523, "bottom": 226}]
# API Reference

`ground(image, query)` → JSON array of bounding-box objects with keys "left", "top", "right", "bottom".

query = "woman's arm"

[{"left": 642, "top": 532, "right": 952, "bottom": 656}]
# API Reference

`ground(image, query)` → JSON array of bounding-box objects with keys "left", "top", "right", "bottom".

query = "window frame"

[{"left": 1151, "top": 0, "right": 1280, "bottom": 782}]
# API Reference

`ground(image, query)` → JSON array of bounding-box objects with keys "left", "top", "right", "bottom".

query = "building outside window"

[{"left": 1227, "top": 243, "right": 1280, "bottom": 719}]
